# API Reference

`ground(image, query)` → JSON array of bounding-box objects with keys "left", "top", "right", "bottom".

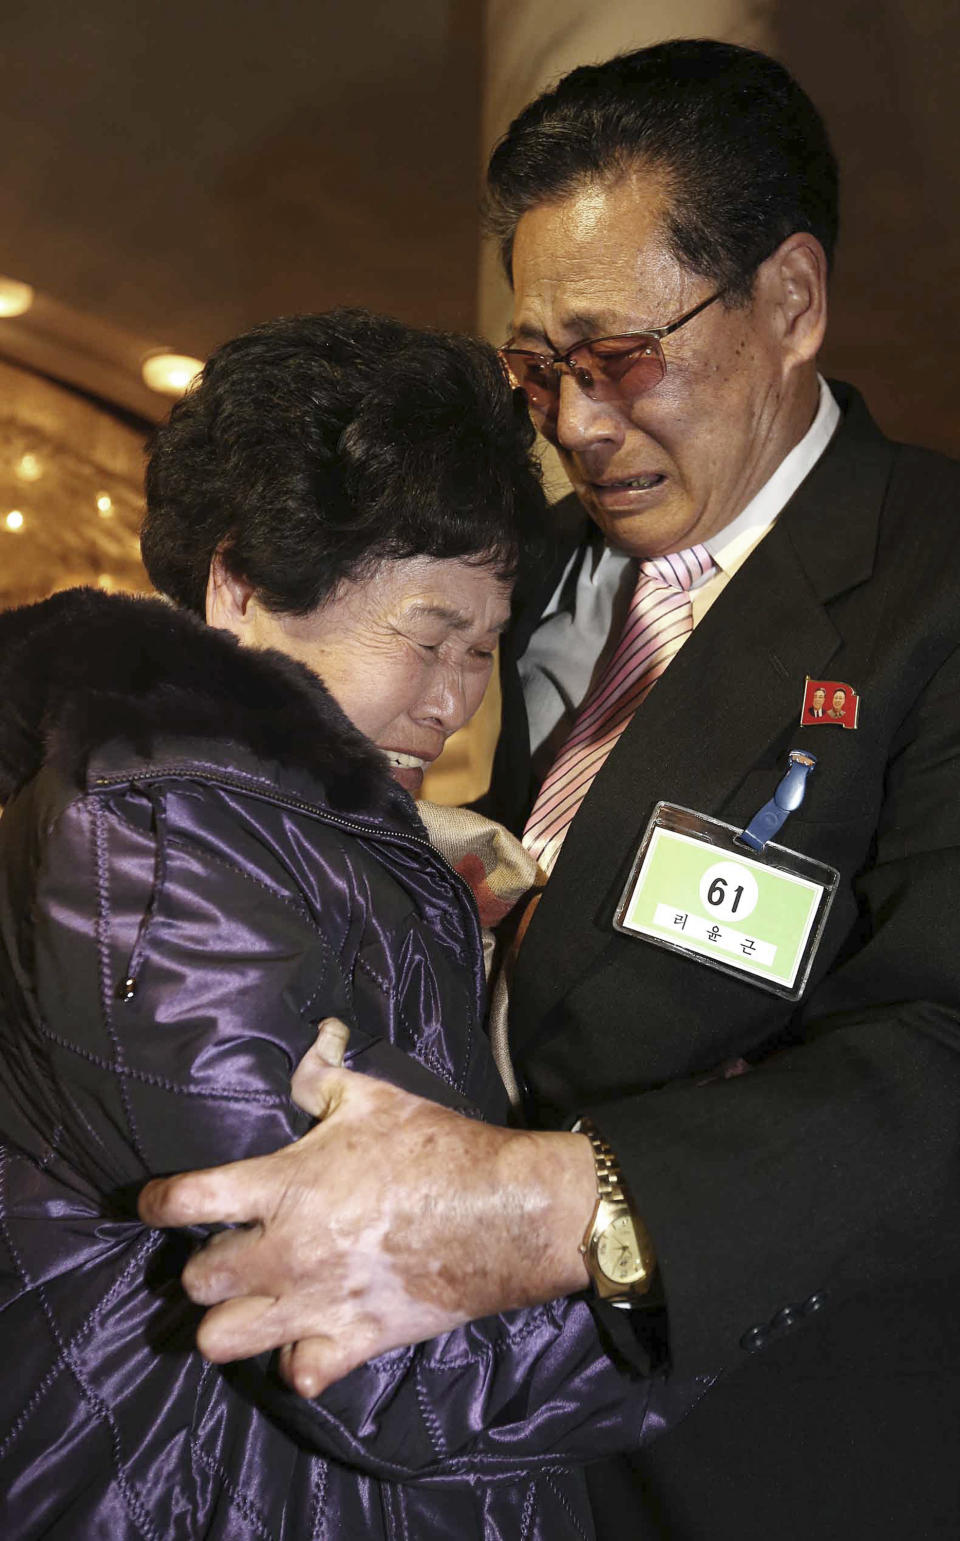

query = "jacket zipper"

[
  {"left": 92, "top": 763, "right": 487, "bottom": 1029},
  {"left": 93, "top": 764, "right": 457, "bottom": 870}
]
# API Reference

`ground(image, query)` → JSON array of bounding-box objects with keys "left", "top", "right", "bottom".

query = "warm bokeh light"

[
  {"left": 0, "top": 277, "right": 34, "bottom": 318},
  {"left": 141, "top": 351, "right": 204, "bottom": 396},
  {"left": 1, "top": 357, "right": 151, "bottom": 610}
]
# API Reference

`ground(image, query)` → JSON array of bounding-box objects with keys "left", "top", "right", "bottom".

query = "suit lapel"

[{"left": 510, "top": 385, "right": 894, "bottom": 1044}]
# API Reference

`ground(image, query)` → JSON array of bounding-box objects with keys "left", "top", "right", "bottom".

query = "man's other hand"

[{"left": 138, "top": 1019, "right": 594, "bottom": 1397}]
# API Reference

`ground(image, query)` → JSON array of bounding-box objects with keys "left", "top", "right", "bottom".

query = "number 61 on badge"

[{"left": 613, "top": 802, "right": 839, "bottom": 1000}]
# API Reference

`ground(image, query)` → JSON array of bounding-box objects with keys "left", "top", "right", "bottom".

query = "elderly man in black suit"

[{"left": 143, "top": 41, "right": 960, "bottom": 1540}]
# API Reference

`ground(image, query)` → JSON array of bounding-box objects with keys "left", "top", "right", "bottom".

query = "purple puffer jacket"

[{"left": 0, "top": 590, "right": 704, "bottom": 1541}]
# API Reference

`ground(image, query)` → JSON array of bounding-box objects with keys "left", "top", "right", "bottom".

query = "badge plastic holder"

[{"left": 613, "top": 801, "right": 839, "bottom": 1000}]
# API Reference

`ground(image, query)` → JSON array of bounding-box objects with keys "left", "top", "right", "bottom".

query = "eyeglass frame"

[{"left": 499, "top": 287, "right": 728, "bottom": 415}]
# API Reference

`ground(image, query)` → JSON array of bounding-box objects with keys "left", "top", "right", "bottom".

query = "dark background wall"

[
  {"left": 1, "top": 0, "right": 483, "bottom": 355},
  {"left": 778, "top": 0, "right": 958, "bottom": 453}
]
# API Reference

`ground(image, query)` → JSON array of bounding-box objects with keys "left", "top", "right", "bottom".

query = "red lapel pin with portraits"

[{"left": 801, "top": 677, "right": 860, "bottom": 729}]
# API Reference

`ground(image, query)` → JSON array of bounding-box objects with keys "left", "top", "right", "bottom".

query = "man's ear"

[
  {"left": 759, "top": 232, "right": 828, "bottom": 373},
  {"left": 205, "top": 549, "right": 256, "bottom": 637}
]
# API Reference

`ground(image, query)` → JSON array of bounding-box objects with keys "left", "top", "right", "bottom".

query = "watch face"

[{"left": 596, "top": 1214, "right": 646, "bottom": 1284}]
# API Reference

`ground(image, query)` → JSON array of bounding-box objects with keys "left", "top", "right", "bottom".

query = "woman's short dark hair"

[
  {"left": 485, "top": 39, "right": 839, "bottom": 305},
  {"left": 141, "top": 309, "right": 546, "bottom": 616}
]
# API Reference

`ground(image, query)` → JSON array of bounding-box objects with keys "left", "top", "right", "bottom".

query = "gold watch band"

[
  {"left": 577, "top": 1119, "right": 629, "bottom": 1208},
  {"left": 574, "top": 1117, "right": 658, "bottom": 1301}
]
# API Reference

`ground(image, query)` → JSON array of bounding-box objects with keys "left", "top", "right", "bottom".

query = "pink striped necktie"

[{"left": 522, "top": 544, "right": 716, "bottom": 874}]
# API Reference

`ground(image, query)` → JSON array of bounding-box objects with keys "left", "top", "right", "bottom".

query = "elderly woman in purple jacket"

[{"left": 0, "top": 312, "right": 693, "bottom": 1540}]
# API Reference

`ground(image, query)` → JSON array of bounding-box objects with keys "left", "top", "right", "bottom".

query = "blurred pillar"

[{"left": 424, "top": 0, "right": 775, "bottom": 805}]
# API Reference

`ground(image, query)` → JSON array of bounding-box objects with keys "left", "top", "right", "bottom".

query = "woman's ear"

[{"left": 205, "top": 548, "right": 257, "bottom": 637}]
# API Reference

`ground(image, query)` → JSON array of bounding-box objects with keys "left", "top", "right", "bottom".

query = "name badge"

[{"left": 614, "top": 801, "right": 838, "bottom": 1000}]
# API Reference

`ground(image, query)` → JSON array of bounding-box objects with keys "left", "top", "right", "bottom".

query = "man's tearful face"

[{"left": 510, "top": 169, "right": 793, "bottom": 560}]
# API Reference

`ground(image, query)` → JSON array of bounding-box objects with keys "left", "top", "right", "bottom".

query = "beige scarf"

[{"left": 417, "top": 802, "right": 546, "bottom": 1113}]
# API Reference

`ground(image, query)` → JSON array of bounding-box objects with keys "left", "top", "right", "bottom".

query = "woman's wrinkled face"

[{"left": 208, "top": 554, "right": 512, "bottom": 795}]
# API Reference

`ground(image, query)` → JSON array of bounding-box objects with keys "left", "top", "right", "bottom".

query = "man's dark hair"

[
  {"left": 485, "top": 39, "right": 839, "bottom": 304},
  {"left": 142, "top": 309, "right": 546, "bottom": 616}
]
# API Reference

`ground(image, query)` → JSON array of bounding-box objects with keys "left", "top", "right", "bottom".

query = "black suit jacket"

[{"left": 486, "top": 386, "right": 960, "bottom": 1537}]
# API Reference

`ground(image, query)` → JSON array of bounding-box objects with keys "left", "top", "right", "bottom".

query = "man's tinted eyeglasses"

[{"left": 499, "top": 289, "right": 726, "bottom": 425}]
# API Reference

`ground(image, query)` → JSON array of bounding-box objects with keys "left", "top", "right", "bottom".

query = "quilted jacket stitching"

[
  {"left": 188, "top": 1436, "right": 275, "bottom": 1541},
  {"left": 36, "top": 1025, "right": 293, "bottom": 1104},
  {"left": 3, "top": 1212, "right": 162, "bottom": 1539},
  {"left": 414, "top": 1360, "right": 447, "bottom": 1458},
  {"left": 353, "top": 952, "right": 460, "bottom": 1091},
  {"left": 0, "top": 1148, "right": 166, "bottom": 1461}
]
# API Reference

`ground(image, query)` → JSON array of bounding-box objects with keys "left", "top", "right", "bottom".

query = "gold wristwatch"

[{"left": 574, "top": 1117, "right": 656, "bottom": 1308}]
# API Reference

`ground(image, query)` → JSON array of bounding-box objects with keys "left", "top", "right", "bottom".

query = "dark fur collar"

[{"left": 0, "top": 587, "right": 403, "bottom": 816}]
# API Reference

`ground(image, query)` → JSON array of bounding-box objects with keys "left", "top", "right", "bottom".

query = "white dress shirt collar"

[{"left": 703, "top": 376, "right": 840, "bottom": 582}]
